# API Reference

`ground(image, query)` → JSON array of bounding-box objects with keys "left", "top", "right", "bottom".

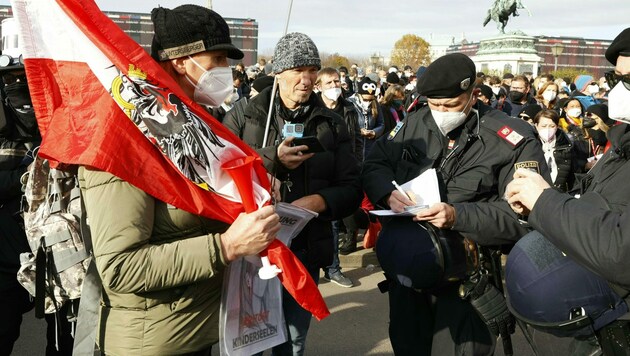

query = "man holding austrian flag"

[{"left": 11, "top": 1, "right": 330, "bottom": 355}]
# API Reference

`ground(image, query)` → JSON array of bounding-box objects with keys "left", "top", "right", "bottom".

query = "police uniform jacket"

[
  {"left": 529, "top": 123, "right": 630, "bottom": 288},
  {"left": 362, "top": 103, "right": 549, "bottom": 245},
  {"left": 222, "top": 87, "right": 362, "bottom": 269}
]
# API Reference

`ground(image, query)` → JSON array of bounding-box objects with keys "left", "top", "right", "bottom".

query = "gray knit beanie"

[{"left": 272, "top": 32, "right": 321, "bottom": 74}]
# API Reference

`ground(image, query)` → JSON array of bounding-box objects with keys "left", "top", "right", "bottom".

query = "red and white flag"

[{"left": 11, "top": 0, "right": 329, "bottom": 320}]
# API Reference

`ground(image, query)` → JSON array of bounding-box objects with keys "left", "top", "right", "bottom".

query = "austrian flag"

[{"left": 10, "top": 0, "right": 329, "bottom": 320}]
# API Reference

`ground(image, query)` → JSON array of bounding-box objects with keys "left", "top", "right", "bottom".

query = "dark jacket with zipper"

[
  {"left": 530, "top": 123, "right": 630, "bottom": 288},
  {"left": 362, "top": 102, "right": 549, "bottom": 245},
  {"left": 222, "top": 87, "right": 362, "bottom": 269},
  {"left": 317, "top": 93, "right": 363, "bottom": 163}
]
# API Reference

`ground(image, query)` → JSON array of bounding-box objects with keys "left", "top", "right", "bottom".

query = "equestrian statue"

[{"left": 483, "top": 0, "right": 531, "bottom": 34}]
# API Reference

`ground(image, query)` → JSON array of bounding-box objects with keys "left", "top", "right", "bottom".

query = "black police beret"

[
  {"left": 151, "top": 5, "right": 243, "bottom": 61},
  {"left": 416, "top": 53, "right": 476, "bottom": 98},
  {"left": 606, "top": 28, "right": 630, "bottom": 66}
]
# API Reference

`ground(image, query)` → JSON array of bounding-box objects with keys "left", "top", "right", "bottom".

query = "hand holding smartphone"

[{"left": 292, "top": 136, "right": 325, "bottom": 154}]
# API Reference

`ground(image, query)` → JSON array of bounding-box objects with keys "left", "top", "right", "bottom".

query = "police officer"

[
  {"left": 505, "top": 27, "right": 630, "bottom": 355},
  {"left": 361, "top": 53, "right": 549, "bottom": 355}
]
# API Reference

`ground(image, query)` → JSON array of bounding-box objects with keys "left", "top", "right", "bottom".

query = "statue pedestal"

[{"left": 471, "top": 31, "right": 542, "bottom": 76}]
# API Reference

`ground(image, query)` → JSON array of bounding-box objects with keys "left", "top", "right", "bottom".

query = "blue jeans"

[
  {"left": 254, "top": 250, "right": 320, "bottom": 356},
  {"left": 325, "top": 220, "right": 341, "bottom": 275}
]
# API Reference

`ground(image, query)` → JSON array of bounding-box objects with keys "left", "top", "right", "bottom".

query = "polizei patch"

[{"left": 514, "top": 161, "right": 540, "bottom": 174}]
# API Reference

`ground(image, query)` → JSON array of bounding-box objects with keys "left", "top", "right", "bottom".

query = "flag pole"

[{"left": 261, "top": 0, "right": 294, "bottom": 148}]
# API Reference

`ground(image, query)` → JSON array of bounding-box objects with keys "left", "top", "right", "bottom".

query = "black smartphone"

[{"left": 292, "top": 136, "right": 325, "bottom": 154}]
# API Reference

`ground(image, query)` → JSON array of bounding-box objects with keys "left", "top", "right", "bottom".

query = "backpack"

[{"left": 16, "top": 153, "right": 90, "bottom": 318}]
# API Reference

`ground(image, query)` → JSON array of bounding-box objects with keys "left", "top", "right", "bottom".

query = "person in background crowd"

[
  {"left": 348, "top": 77, "right": 385, "bottom": 163},
  {"left": 501, "top": 72, "right": 514, "bottom": 93},
  {"left": 580, "top": 103, "right": 614, "bottom": 170},
  {"left": 249, "top": 75, "right": 274, "bottom": 100},
  {"left": 79, "top": 6, "right": 282, "bottom": 355},
  {"left": 228, "top": 75, "right": 276, "bottom": 131},
  {"left": 223, "top": 32, "right": 361, "bottom": 355},
  {"left": 534, "top": 73, "right": 554, "bottom": 92},
  {"left": 536, "top": 81, "right": 560, "bottom": 110},
  {"left": 339, "top": 66, "right": 354, "bottom": 95},
  {"left": 518, "top": 104, "right": 543, "bottom": 126},
  {"left": 378, "top": 69, "right": 387, "bottom": 84},
  {"left": 403, "top": 65, "right": 413, "bottom": 79},
  {"left": 533, "top": 109, "right": 578, "bottom": 192},
  {"left": 380, "top": 84, "right": 406, "bottom": 134},
  {"left": 382, "top": 72, "right": 399, "bottom": 98},
  {"left": 558, "top": 97, "right": 585, "bottom": 140},
  {"left": 234, "top": 62, "right": 251, "bottom": 99},
  {"left": 404, "top": 66, "right": 427, "bottom": 114},
  {"left": 504, "top": 27, "right": 630, "bottom": 355},
  {"left": 315, "top": 67, "right": 361, "bottom": 288},
  {"left": 477, "top": 84, "right": 494, "bottom": 106},
  {"left": 505, "top": 74, "right": 537, "bottom": 117},
  {"left": 572, "top": 74, "right": 594, "bottom": 96}
]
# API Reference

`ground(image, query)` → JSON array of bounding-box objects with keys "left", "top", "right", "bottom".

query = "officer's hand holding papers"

[{"left": 371, "top": 168, "right": 440, "bottom": 217}]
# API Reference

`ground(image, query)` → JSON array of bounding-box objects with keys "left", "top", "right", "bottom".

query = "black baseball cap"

[{"left": 151, "top": 5, "right": 244, "bottom": 61}]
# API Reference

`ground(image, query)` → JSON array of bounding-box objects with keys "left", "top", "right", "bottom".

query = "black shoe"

[{"left": 339, "top": 232, "right": 357, "bottom": 255}]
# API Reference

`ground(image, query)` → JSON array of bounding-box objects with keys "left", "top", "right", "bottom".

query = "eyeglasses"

[{"left": 604, "top": 71, "right": 630, "bottom": 91}]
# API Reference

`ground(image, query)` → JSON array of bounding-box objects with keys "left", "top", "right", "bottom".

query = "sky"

[{"left": 1, "top": 0, "right": 629, "bottom": 59}]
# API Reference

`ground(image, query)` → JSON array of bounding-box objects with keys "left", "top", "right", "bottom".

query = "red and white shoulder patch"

[{"left": 497, "top": 125, "right": 524, "bottom": 146}]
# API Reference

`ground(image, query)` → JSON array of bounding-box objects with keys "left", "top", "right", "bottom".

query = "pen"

[{"left": 392, "top": 180, "right": 412, "bottom": 201}]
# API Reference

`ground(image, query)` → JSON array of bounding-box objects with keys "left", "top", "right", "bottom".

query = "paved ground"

[{"left": 12, "top": 244, "right": 538, "bottom": 355}]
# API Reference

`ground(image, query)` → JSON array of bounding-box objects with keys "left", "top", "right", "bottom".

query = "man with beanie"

[
  {"left": 505, "top": 27, "right": 630, "bottom": 354},
  {"left": 362, "top": 53, "right": 548, "bottom": 355},
  {"left": 80, "top": 5, "right": 282, "bottom": 355},
  {"left": 223, "top": 33, "right": 361, "bottom": 355}
]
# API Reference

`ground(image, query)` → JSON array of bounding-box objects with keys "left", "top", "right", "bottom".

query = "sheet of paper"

[
  {"left": 369, "top": 168, "right": 441, "bottom": 217},
  {"left": 274, "top": 202, "right": 318, "bottom": 246}
]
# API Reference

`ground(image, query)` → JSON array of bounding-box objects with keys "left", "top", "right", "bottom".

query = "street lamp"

[
  {"left": 550, "top": 43, "right": 564, "bottom": 72},
  {"left": 370, "top": 52, "right": 380, "bottom": 72}
]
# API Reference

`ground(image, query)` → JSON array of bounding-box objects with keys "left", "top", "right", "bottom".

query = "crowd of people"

[{"left": 2, "top": 2, "right": 630, "bottom": 356}]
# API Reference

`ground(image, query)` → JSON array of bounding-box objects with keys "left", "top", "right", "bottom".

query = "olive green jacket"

[{"left": 79, "top": 167, "right": 229, "bottom": 355}]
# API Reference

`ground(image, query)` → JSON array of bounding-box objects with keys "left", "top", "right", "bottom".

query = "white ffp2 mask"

[{"left": 185, "top": 56, "right": 233, "bottom": 107}]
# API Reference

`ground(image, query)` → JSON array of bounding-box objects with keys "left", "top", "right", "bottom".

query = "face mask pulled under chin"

[
  {"left": 430, "top": 94, "right": 474, "bottom": 136},
  {"left": 608, "top": 81, "right": 630, "bottom": 124},
  {"left": 186, "top": 56, "right": 233, "bottom": 107}
]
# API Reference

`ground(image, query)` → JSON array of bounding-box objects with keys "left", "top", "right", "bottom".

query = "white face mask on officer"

[
  {"left": 430, "top": 93, "right": 474, "bottom": 136},
  {"left": 608, "top": 81, "right": 630, "bottom": 124},
  {"left": 323, "top": 87, "right": 342, "bottom": 101},
  {"left": 185, "top": 56, "right": 234, "bottom": 107}
]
